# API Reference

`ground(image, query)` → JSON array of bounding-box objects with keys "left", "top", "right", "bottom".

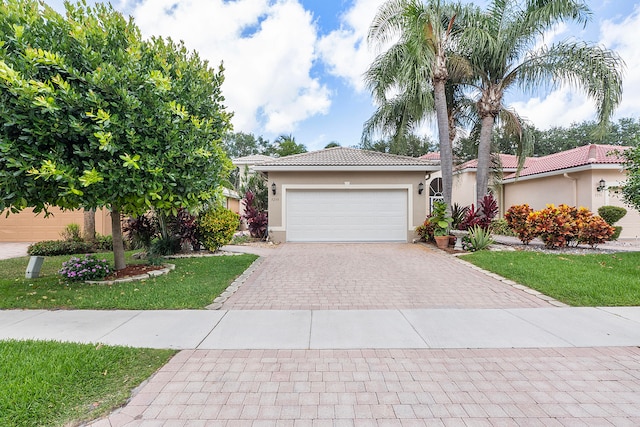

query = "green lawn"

[
  {"left": 0, "top": 251, "right": 258, "bottom": 309},
  {"left": 461, "top": 250, "right": 640, "bottom": 306},
  {"left": 0, "top": 340, "right": 174, "bottom": 427}
]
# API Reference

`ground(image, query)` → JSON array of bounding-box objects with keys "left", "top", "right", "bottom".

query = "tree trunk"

[
  {"left": 111, "top": 207, "right": 126, "bottom": 270},
  {"left": 83, "top": 208, "right": 96, "bottom": 242},
  {"left": 476, "top": 114, "right": 496, "bottom": 205},
  {"left": 433, "top": 78, "right": 453, "bottom": 212}
]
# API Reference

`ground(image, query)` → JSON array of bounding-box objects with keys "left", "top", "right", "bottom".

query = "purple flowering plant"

[{"left": 59, "top": 254, "right": 112, "bottom": 282}]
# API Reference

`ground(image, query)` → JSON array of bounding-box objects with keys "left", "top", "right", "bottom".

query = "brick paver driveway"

[{"left": 223, "top": 243, "right": 549, "bottom": 310}]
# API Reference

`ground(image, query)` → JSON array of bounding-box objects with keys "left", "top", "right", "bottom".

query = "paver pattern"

[
  {"left": 223, "top": 244, "right": 549, "bottom": 310},
  {"left": 90, "top": 347, "right": 640, "bottom": 426}
]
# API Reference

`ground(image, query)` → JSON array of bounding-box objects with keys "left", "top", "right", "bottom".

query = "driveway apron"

[
  {"left": 81, "top": 243, "right": 640, "bottom": 426},
  {"left": 222, "top": 243, "right": 550, "bottom": 310}
]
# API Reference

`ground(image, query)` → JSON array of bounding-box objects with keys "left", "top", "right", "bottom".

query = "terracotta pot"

[{"left": 434, "top": 235, "right": 449, "bottom": 250}]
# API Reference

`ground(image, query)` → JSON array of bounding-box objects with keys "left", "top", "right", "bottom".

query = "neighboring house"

[
  {"left": 0, "top": 207, "right": 112, "bottom": 242},
  {"left": 423, "top": 144, "right": 639, "bottom": 239},
  {"left": 231, "top": 154, "right": 274, "bottom": 218},
  {"left": 253, "top": 147, "right": 439, "bottom": 242}
]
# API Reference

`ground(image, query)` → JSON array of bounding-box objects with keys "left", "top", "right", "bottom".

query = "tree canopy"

[{"left": 0, "top": 0, "right": 232, "bottom": 268}]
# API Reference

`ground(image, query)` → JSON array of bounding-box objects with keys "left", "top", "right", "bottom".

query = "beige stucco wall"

[
  {"left": 504, "top": 169, "right": 640, "bottom": 239},
  {"left": 265, "top": 171, "right": 428, "bottom": 242},
  {"left": 0, "top": 207, "right": 112, "bottom": 242}
]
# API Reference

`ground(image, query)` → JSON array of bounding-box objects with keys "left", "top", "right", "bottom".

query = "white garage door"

[{"left": 286, "top": 189, "right": 407, "bottom": 242}]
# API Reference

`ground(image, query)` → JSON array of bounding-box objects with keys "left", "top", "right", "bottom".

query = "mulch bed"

[{"left": 104, "top": 264, "right": 166, "bottom": 280}]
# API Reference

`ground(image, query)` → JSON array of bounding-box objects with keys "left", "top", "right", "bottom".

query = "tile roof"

[
  {"left": 420, "top": 152, "right": 441, "bottom": 161},
  {"left": 232, "top": 154, "right": 275, "bottom": 164},
  {"left": 457, "top": 154, "right": 534, "bottom": 171},
  {"left": 255, "top": 147, "right": 439, "bottom": 169},
  {"left": 502, "top": 144, "right": 628, "bottom": 179}
]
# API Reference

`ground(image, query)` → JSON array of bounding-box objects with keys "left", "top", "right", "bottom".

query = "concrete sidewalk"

[{"left": 2, "top": 307, "right": 640, "bottom": 350}]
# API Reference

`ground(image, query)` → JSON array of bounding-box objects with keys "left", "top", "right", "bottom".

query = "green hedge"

[{"left": 27, "top": 240, "right": 95, "bottom": 256}]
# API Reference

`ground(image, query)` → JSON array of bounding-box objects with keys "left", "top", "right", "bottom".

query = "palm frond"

[{"left": 513, "top": 41, "right": 624, "bottom": 127}]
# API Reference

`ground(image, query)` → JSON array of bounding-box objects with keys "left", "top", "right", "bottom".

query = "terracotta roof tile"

[{"left": 503, "top": 144, "right": 628, "bottom": 179}]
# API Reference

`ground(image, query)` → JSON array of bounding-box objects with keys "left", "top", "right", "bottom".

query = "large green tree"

[
  {"left": 623, "top": 145, "right": 640, "bottom": 211},
  {"left": 459, "top": 0, "right": 624, "bottom": 204},
  {"left": 222, "top": 131, "right": 270, "bottom": 158},
  {"left": 265, "top": 134, "right": 307, "bottom": 157},
  {"left": 0, "top": 1, "right": 231, "bottom": 269},
  {"left": 365, "top": 0, "right": 467, "bottom": 209}
]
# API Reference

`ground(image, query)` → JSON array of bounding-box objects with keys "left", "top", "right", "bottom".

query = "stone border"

[
  {"left": 452, "top": 256, "right": 567, "bottom": 307},
  {"left": 421, "top": 241, "right": 566, "bottom": 307},
  {"left": 206, "top": 257, "right": 264, "bottom": 310},
  {"left": 85, "top": 264, "right": 175, "bottom": 285}
]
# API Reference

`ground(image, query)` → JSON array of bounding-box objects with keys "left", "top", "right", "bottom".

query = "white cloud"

[
  {"left": 508, "top": 7, "right": 640, "bottom": 130},
  {"left": 129, "top": 0, "right": 330, "bottom": 134},
  {"left": 510, "top": 89, "right": 595, "bottom": 129},
  {"left": 600, "top": 5, "right": 640, "bottom": 120},
  {"left": 317, "top": 0, "right": 387, "bottom": 92}
]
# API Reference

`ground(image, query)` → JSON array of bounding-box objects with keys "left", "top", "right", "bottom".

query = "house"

[
  {"left": 424, "top": 144, "right": 639, "bottom": 239},
  {"left": 253, "top": 147, "right": 439, "bottom": 242},
  {"left": 0, "top": 207, "right": 112, "bottom": 242}
]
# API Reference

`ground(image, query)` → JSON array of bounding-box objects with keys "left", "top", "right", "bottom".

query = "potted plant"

[{"left": 431, "top": 201, "right": 453, "bottom": 249}]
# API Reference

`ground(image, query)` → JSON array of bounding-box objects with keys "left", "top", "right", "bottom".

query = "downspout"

[{"left": 563, "top": 173, "right": 577, "bottom": 206}]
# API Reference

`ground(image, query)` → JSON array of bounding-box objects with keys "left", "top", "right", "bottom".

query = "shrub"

[
  {"left": 123, "top": 215, "right": 157, "bottom": 250},
  {"left": 170, "top": 208, "right": 200, "bottom": 251},
  {"left": 490, "top": 218, "right": 515, "bottom": 236},
  {"left": 150, "top": 235, "right": 181, "bottom": 256},
  {"left": 415, "top": 217, "right": 435, "bottom": 241},
  {"left": 575, "top": 210, "right": 615, "bottom": 248},
  {"left": 527, "top": 204, "right": 577, "bottom": 248},
  {"left": 28, "top": 240, "right": 95, "bottom": 256},
  {"left": 612, "top": 226, "right": 622, "bottom": 240},
  {"left": 461, "top": 225, "right": 494, "bottom": 252},
  {"left": 60, "top": 223, "right": 83, "bottom": 242},
  {"left": 198, "top": 207, "right": 240, "bottom": 251},
  {"left": 597, "top": 205, "right": 627, "bottom": 225},
  {"left": 242, "top": 191, "right": 268, "bottom": 239},
  {"left": 59, "top": 254, "right": 112, "bottom": 282},
  {"left": 459, "top": 194, "right": 498, "bottom": 231},
  {"left": 94, "top": 233, "right": 113, "bottom": 251},
  {"left": 451, "top": 203, "right": 469, "bottom": 230},
  {"left": 430, "top": 201, "right": 452, "bottom": 236},
  {"left": 505, "top": 204, "right": 535, "bottom": 244}
]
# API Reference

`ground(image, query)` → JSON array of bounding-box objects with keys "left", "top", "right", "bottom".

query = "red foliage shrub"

[
  {"left": 242, "top": 191, "right": 268, "bottom": 239},
  {"left": 505, "top": 204, "right": 535, "bottom": 244}
]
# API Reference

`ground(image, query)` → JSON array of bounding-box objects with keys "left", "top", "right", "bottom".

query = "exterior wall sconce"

[
  {"left": 271, "top": 182, "right": 277, "bottom": 195},
  {"left": 597, "top": 178, "right": 606, "bottom": 192},
  {"left": 418, "top": 182, "right": 424, "bottom": 195}
]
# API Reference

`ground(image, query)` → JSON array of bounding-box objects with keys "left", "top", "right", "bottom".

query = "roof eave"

[
  {"left": 501, "top": 163, "right": 624, "bottom": 184},
  {"left": 254, "top": 165, "right": 440, "bottom": 172}
]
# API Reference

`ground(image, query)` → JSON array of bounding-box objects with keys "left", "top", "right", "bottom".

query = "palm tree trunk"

[
  {"left": 476, "top": 114, "right": 495, "bottom": 205},
  {"left": 83, "top": 208, "right": 96, "bottom": 242},
  {"left": 110, "top": 207, "right": 126, "bottom": 270},
  {"left": 433, "top": 78, "right": 453, "bottom": 211}
]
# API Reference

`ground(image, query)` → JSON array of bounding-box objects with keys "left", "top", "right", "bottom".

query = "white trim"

[
  {"left": 281, "top": 185, "right": 414, "bottom": 241},
  {"left": 254, "top": 165, "right": 438, "bottom": 172},
  {"left": 501, "top": 164, "right": 624, "bottom": 184}
]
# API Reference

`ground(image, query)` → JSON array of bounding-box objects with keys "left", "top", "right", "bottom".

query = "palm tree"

[
  {"left": 365, "top": 0, "right": 463, "bottom": 209},
  {"left": 459, "top": 0, "right": 624, "bottom": 204}
]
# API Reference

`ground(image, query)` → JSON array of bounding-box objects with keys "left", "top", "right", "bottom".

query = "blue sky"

[{"left": 45, "top": 0, "right": 640, "bottom": 151}]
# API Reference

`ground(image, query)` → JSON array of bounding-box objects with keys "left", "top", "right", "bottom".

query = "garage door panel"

[{"left": 286, "top": 190, "right": 407, "bottom": 242}]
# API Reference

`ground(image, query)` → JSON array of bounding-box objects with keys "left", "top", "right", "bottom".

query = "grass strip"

[
  {"left": 0, "top": 252, "right": 257, "bottom": 309},
  {"left": 0, "top": 340, "right": 174, "bottom": 427},
  {"left": 461, "top": 250, "right": 640, "bottom": 306}
]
